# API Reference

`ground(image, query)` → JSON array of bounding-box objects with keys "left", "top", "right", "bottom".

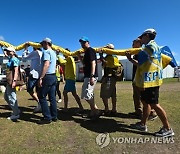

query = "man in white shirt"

[{"left": 22, "top": 45, "right": 42, "bottom": 113}]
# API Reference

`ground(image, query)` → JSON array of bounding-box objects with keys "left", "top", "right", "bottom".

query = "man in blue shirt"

[{"left": 37, "top": 38, "right": 57, "bottom": 124}]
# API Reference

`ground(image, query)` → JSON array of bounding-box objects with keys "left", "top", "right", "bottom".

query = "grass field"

[{"left": 0, "top": 78, "right": 180, "bottom": 154}]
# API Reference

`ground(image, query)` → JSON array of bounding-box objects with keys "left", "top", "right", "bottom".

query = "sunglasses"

[{"left": 80, "top": 41, "right": 87, "bottom": 44}]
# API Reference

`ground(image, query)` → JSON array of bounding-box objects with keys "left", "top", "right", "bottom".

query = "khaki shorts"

[
  {"left": 81, "top": 77, "right": 98, "bottom": 100},
  {"left": 100, "top": 77, "right": 116, "bottom": 99}
]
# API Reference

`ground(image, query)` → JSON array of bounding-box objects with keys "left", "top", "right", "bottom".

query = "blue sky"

[{"left": 0, "top": 0, "right": 180, "bottom": 64}]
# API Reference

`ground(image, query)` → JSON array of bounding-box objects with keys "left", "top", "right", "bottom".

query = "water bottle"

[{"left": 107, "top": 77, "right": 111, "bottom": 89}]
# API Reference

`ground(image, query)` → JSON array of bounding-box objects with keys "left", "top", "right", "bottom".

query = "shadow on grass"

[
  {"left": 57, "top": 107, "right": 153, "bottom": 136},
  {"left": 72, "top": 116, "right": 153, "bottom": 136},
  {"left": 0, "top": 105, "right": 42, "bottom": 123},
  {"left": 0, "top": 105, "right": 154, "bottom": 136}
]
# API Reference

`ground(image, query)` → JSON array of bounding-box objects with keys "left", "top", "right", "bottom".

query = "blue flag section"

[{"left": 160, "top": 46, "right": 178, "bottom": 67}]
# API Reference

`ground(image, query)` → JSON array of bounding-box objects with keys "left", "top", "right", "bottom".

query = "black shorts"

[{"left": 141, "top": 86, "right": 159, "bottom": 104}]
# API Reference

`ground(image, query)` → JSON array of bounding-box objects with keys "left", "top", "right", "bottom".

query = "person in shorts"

[
  {"left": 126, "top": 29, "right": 174, "bottom": 137},
  {"left": 128, "top": 38, "right": 158, "bottom": 120},
  {"left": 78, "top": 36, "right": 101, "bottom": 120},
  {"left": 99, "top": 43, "right": 122, "bottom": 116},
  {"left": 58, "top": 52, "right": 84, "bottom": 112},
  {"left": 22, "top": 45, "right": 42, "bottom": 113}
]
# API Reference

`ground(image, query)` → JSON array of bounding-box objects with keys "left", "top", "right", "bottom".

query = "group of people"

[{"left": 1, "top": 28, "right": 175, "bottom": 137}]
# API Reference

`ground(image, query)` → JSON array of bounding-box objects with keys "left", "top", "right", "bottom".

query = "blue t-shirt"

[
  {"left": 7, "top": 56, "right": 20, "bottom": 70},
  {"left": 41, "top": 49, "right": 56, "bottom": 74}
]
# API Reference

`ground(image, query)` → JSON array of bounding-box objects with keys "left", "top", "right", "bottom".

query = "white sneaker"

[
  {"left": 33, "top": 105, "right": 42, "bottom": 113},
  {"left": 155, "top": 127, "right": 175, "bottom": 137},
  {"left": 7, "top": 114, "right": 20, "bottom": 120},
  {"left": 58, "top": 99, "right": 62, "bottom": 103}
]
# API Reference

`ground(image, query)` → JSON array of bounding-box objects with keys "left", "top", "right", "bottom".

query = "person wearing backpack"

[{"left": 99, "top": 43, "right": 123, "bottom": 116}]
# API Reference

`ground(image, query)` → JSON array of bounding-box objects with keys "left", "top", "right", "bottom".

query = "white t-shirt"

[{"left": 22, "top": 50, "right": 42, "bottom": 78}]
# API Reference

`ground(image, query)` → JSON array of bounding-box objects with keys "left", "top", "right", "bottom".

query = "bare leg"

[
  {"left": 29, "top": 91, "right": 39, "bottom": 103},
  {"left": 111, "top": 96, "right": 117, "bottom": 112},
  {"left": 63, "top": 90, "right": 68, "bottom": 109},
  {"left": 86, "top": 97, "right": 99, "bottom": 116},
  {"left": 150, "top": 104, "right": 170, "bottom": 129},
  {"left": 141, "top": 101, "right": 151, "bottom": 125},
  {"left": 72, "top": 91, "right": 83, "bottom": 110},
  {"left": 102, "top": 98, "right": 109, "bottom": 112}
]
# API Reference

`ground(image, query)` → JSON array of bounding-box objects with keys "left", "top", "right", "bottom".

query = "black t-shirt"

[{"left": 83, "top": 47, "right": 98, "bottom": 78}]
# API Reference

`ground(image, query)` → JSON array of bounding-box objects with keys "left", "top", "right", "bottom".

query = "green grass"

[{"left": 0, "top": 78, "right": 180, "bottom": 154}]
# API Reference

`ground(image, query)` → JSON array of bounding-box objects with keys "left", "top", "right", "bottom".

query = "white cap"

[
  {"left": 4, "top": 46, "right": 16, "bottom": 53},
  {"left": 142, "top": 28, "right": 156, "bottom": 36},
  {"left": 41, "top": 37, "right": 52, "bottom": 44},
  {"left": 105, "top": 43, "right": 114, "bottom": 49}
]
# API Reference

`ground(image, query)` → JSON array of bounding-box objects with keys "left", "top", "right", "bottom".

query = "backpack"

[
  {"left": 114, "top": 64, "right": 124, "bottom": 81},
  {"left": 104, "top": 64, "right": 124, "bottom": 81},
  {"left": 6, "top": 67, "right": 26, "bottom": 86}
]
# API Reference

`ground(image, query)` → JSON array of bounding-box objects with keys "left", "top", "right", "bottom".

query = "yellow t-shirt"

[{"left": 58, "top": 56, "right": 76, "bottom": 80}]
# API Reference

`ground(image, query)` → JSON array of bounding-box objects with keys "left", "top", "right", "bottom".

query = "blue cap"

[{"left": 79, "top": 36, "right": 89, "bottom": 42}]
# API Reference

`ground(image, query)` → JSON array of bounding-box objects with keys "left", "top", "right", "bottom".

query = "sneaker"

[
  {"left": 130, "top": 122, "right": 148, "bottom": 132},
  {"left": 58, "top": 99, "right": 62, "bottom": 103},
  {"left": 33, "top": 105, "right": 42, "bottom": 113},
  {"left": 7, "top": 114, "right": 20, "bottom": 120},
  {"left": 155, "top": 127, "right": 175, "bottom": 137},
  {"left": 37, "top": 118, "right": 52, "bottom": 125},
  {"left": 148, "top": 114, "right": 158, "bottom": 121},
  {"left": 52, "top": 118, "right": 58, "bottom": 122}
]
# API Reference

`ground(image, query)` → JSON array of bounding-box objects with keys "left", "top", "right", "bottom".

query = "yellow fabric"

[
  {"left": 27, "top": 42, "right": 71, "bottom": 56},
  {"left": 96, "top": 47, "right": 142, "bottom": 56},
  {"left": 134, "top": 40, "right": 163, "bottom": 88},
  {"left": 1, "top": 40, "right": 141, "bottom": 56},
  {"left": 71, "top": 47, "right": 142, "bottom": 56},
  {"left": 0, "top": 40, "right": 26, "bottom": 51},
  {"left": 56, "top": 65, "right": 61, "bottom": 81},
  {"left": 105, "top": 55, "right": 121, "bottom": 68},
  {"left": 58, "top": 57, "right": 67, "bottom": 65},
  {"left": 162, "top": 54, "right": 172, "bottom": 69},
  {"left": 58, "top": 56, "right": 76, "bottom": 80}
]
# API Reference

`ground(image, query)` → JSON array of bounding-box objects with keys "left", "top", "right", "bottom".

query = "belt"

[{"left": 45, "top": 73, "right": 56, "bottom": 76}]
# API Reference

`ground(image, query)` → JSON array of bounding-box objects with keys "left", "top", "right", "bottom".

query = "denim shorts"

[
  {"left": 27, "top": 76, "right": 39, "bottom": 92},
  {"left": 64, "top": 79, "right": 76, "bottom": 92}
]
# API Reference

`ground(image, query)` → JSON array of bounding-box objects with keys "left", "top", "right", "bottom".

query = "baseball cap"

[
  {"left": 79, "top": 36, "right": 89, "bottom": 42},
  {"left": 104, "top": 43, "right": 114, "bottom": 49},
  {"left": 139, "top": 28, "right": 157, "bottom": 38},
  {"left": 4, "top": 46, "right": 16, "bottom": 53},
  {"left": 40, "top": 37, "right": 52, "bottom": 44}
]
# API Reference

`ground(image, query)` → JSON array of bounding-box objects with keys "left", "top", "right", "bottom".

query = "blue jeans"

[
  {"left": 4, "top": 84, "right": 20, "bottom": 115},
  {"left": 38, "top": 74, "right": 57, "bottom": 120}
]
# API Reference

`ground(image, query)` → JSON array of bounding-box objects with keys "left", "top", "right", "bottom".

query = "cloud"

[{"left": 0, "top": 36, "right": 5, "bottom": 41}]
